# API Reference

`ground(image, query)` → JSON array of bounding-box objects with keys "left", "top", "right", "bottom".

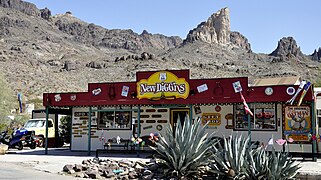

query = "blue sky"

[{"left": 27, "top": 0, "right": 320, "bottom": 54}]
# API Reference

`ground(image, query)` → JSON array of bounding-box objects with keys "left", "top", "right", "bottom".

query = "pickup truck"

[{"left": 23, "top": 118, "right": 55, "bottom": 147}]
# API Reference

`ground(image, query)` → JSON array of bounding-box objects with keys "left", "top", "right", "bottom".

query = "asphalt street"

[{"left": 0, "top": 162, "right": 75, "bottom": 180}]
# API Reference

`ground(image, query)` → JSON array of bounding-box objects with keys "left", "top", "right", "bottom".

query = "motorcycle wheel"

[
  {"left": 30, "top": 142, "right": 36, "bottom": 149},
  {"left": 38, "top": 137, "right": 44, "bottom": 148},
  {"left": 17, "top": 142, "right": 23, "bottom": 150}
]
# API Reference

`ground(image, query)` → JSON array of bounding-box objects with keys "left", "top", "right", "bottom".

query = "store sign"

[
  {"left": 137, "top": 71, "right": 190, "bottom": 100},
  {"left": 201, "top": 113, "right": 221, "bottom": 126},
  {"left": 74, "top": 112, "right": 95, "bottom": 120},
  {"left": 284, "top": 106, "right": 311, "bottom": 142}
]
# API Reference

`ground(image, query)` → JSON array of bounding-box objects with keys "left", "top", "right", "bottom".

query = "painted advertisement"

[
  {"left": 202, "top": 113, "right": 221, "bottom": 126},
  {"left": 137, "top": 71, "right": 190, "bottom": 100},
  {"left": 284, "top": 106, "right": 311, "bottom": 142}
]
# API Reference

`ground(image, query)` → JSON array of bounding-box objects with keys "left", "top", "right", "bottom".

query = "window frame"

[
  {"left": 97, "top": 110, "right": 132, "bottom": 130},
  {"left": 233, "top": 103, "right": 277, "bottom": 131}
]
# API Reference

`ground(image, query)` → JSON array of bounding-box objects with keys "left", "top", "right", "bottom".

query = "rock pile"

[{"left": 62, "top": 158, "right": 164, "bottom": 179}]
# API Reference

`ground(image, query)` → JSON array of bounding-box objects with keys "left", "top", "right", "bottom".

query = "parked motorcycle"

[
  {"left": 0, "top": 129, "right": 36, "bottom": 150},
  {"left": 20, "top": 130, "right": 37, "bottom": 149},
  {"left": 0, "top": 130, "right": 23, "bottom": 150}
]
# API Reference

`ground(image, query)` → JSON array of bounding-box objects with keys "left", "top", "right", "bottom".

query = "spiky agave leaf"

[
  {"left": 151, "top": 116, "right": 214, "bottom": 178},
  {"left": 244, "top": 147, "right": 269, "bottom": 180},
  {"left": 266, "top": 148, "right": 301, "bottom": 180},
  {"left": 209, "top": 134, "right": 250, "bottom": 179}
]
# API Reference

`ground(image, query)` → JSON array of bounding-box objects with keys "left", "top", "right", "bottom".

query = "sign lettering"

[{"left": 137, "top": 71, "right": 189, "bottom": 100}]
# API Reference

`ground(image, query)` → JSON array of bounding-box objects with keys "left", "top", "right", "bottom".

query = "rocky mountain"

[
  {"left": 0, "top": 0, "right": 320, "bottom": 105},
  {"left": 311, "top": 48, "right": 321, "bottom": 61}
]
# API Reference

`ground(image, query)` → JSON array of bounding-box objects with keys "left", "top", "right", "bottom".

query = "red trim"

[{"left": 43, "top": 70, "right": 314, "bottom": 107}]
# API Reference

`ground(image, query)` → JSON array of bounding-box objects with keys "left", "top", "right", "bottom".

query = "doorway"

[{"left": 170, "top": 108, "right": 190, "bottom": 132}]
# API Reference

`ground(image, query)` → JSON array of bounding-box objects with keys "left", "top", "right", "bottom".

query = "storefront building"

[{"left": 43, "top": 70, "right": 318, "bottom": 154}]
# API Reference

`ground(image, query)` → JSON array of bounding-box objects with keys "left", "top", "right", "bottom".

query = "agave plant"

[
  {"left": 244, "top": 147, "right": 269, "bottom": 180},
  {"left": 266, "top": 148, "right": 301, "bottom": 180},
  {"left": 151, "top": 116, "right": 214, "bottom": 178},
  {"left": 210, "top": 134, "right": 301, "bottom": 180},
  {"left": 209, "top": 134, "right": 250, "bottom": 179}
]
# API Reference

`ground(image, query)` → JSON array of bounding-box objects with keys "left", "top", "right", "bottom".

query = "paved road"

[{"left": 0, "top": 162, "right": 75, "bottom": 180}]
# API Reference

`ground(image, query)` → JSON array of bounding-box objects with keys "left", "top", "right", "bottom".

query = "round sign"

[
  {"left": 215, "top": 105, "right": 221, "bottom": 112},
  {"left": 156, "top": 125, "right": 163, "bottom": 131},
  {"left": 265, "top": 87, "right": 273, "bottom": 95},
  {"left": 286, "top": 87, "right": 296, "bottom": 95}
]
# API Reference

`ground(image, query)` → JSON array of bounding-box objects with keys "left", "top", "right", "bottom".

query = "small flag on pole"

[
  {"left": 268, "top": 137, "right": 274, "bottom": 145},
  {"left": 240, "top": 92, "right": 253, "bottom": 116},
  {"left": 286, "top": 80, "right": 306, "bottom": 105},
  {"left": 297, "top": 81, "right": 312, "bottom": 107}
]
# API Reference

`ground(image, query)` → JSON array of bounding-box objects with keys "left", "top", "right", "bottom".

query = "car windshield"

[{"left": 24, "top": 120, "right": 45, "bottom": 128}]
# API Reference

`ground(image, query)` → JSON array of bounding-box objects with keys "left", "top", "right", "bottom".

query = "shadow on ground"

[{"left": 6, "top": 146, "right": 153, "bottom": 159}]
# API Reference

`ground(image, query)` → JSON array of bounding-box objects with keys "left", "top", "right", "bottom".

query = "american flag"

[{"left": 240, "top": 92, "right": 253, "bottom": 116}]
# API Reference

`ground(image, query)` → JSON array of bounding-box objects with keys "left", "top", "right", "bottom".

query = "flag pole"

[{"left": 248, "top": 111, "right": 251, "bottom": 146}]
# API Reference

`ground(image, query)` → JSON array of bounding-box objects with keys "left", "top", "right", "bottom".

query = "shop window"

[
  {"left": 234, "top": 103, "right": 276, "bottom": 131},
  {"left": 98, "top": 111, "right": 131, "bottom": 129}
]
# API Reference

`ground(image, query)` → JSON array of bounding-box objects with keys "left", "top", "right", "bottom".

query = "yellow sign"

[
  {"left": 288, "top": 134, "right": 309, "bottom": 141},
  {"left": 202, "top": 113, "right": 221, "bottom": 126},
  {"left": 284, "top": 106, "right": 311, "bottom": 142},
  {"left": 137, "top": 71, "right": 189, "bottom": 100}
]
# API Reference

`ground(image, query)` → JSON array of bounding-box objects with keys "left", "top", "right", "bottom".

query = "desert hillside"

[{"left": 0, "top": 0, "right": 320, "bottom": 107}]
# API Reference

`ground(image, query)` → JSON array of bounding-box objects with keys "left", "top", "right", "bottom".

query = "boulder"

[
  {"left": 40, "top": 7, "right": 51, "bottom": 21},
  {"left": 0, "top": 144, "right": 8, "bottom": 155}
]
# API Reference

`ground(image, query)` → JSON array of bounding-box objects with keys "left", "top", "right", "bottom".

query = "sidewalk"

[{"left": 1, "top": 147, "right": 321, "bottom": 179}]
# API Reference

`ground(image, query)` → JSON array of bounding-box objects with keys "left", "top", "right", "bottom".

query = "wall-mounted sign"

[
  {"left": 286, "top": 87, "right": 296, "bottom": 95},
  {"left": 92, "top": 88, "right": 101, "bottom": 96},
  {"left": 54, "top": 94, "right": 61, "bottom": 102},
  {"left": 201, "top": 113, "right": 221, "bottom": 126},
  {"left": 194, "top": 106, "right": 202, "bottom": 114},
  {"left": 215, "top": 105, "right": 221, "bottom": 112},
  {"left": 121, "top": 86, "right": 129, "bottom": 97},
  {"left": 70, "top": 94, "right": 77, "bottom": 101},
  {"left": 136, "top": 71, "right": 190, "bottom": 100},
  {"left": 74, "top": 112, "right": 96, "bottom": 120},
  {"left": 197, "top": 84, "right": 208, "bottom": 93},
  {"left": 265, "top": 87, "right": 273, "bottom": 95},
  {"left": 284, "top": 106, "right": 311, "bottom": 142},
  {"left": 232, "top": 81, "right": 242, "bottom": 93}
]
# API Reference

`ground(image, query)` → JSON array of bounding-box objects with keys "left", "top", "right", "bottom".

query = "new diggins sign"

[{"left": 137, "top": 71, "right": 190, "bottom": 100}]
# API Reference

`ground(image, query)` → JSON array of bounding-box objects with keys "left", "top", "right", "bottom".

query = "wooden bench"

[
  {"left": 103, "top": 139, "right": 131, "bottom": 150},
  {"left": 95, "top": 147, "right": 155, "bottom": 158}
]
